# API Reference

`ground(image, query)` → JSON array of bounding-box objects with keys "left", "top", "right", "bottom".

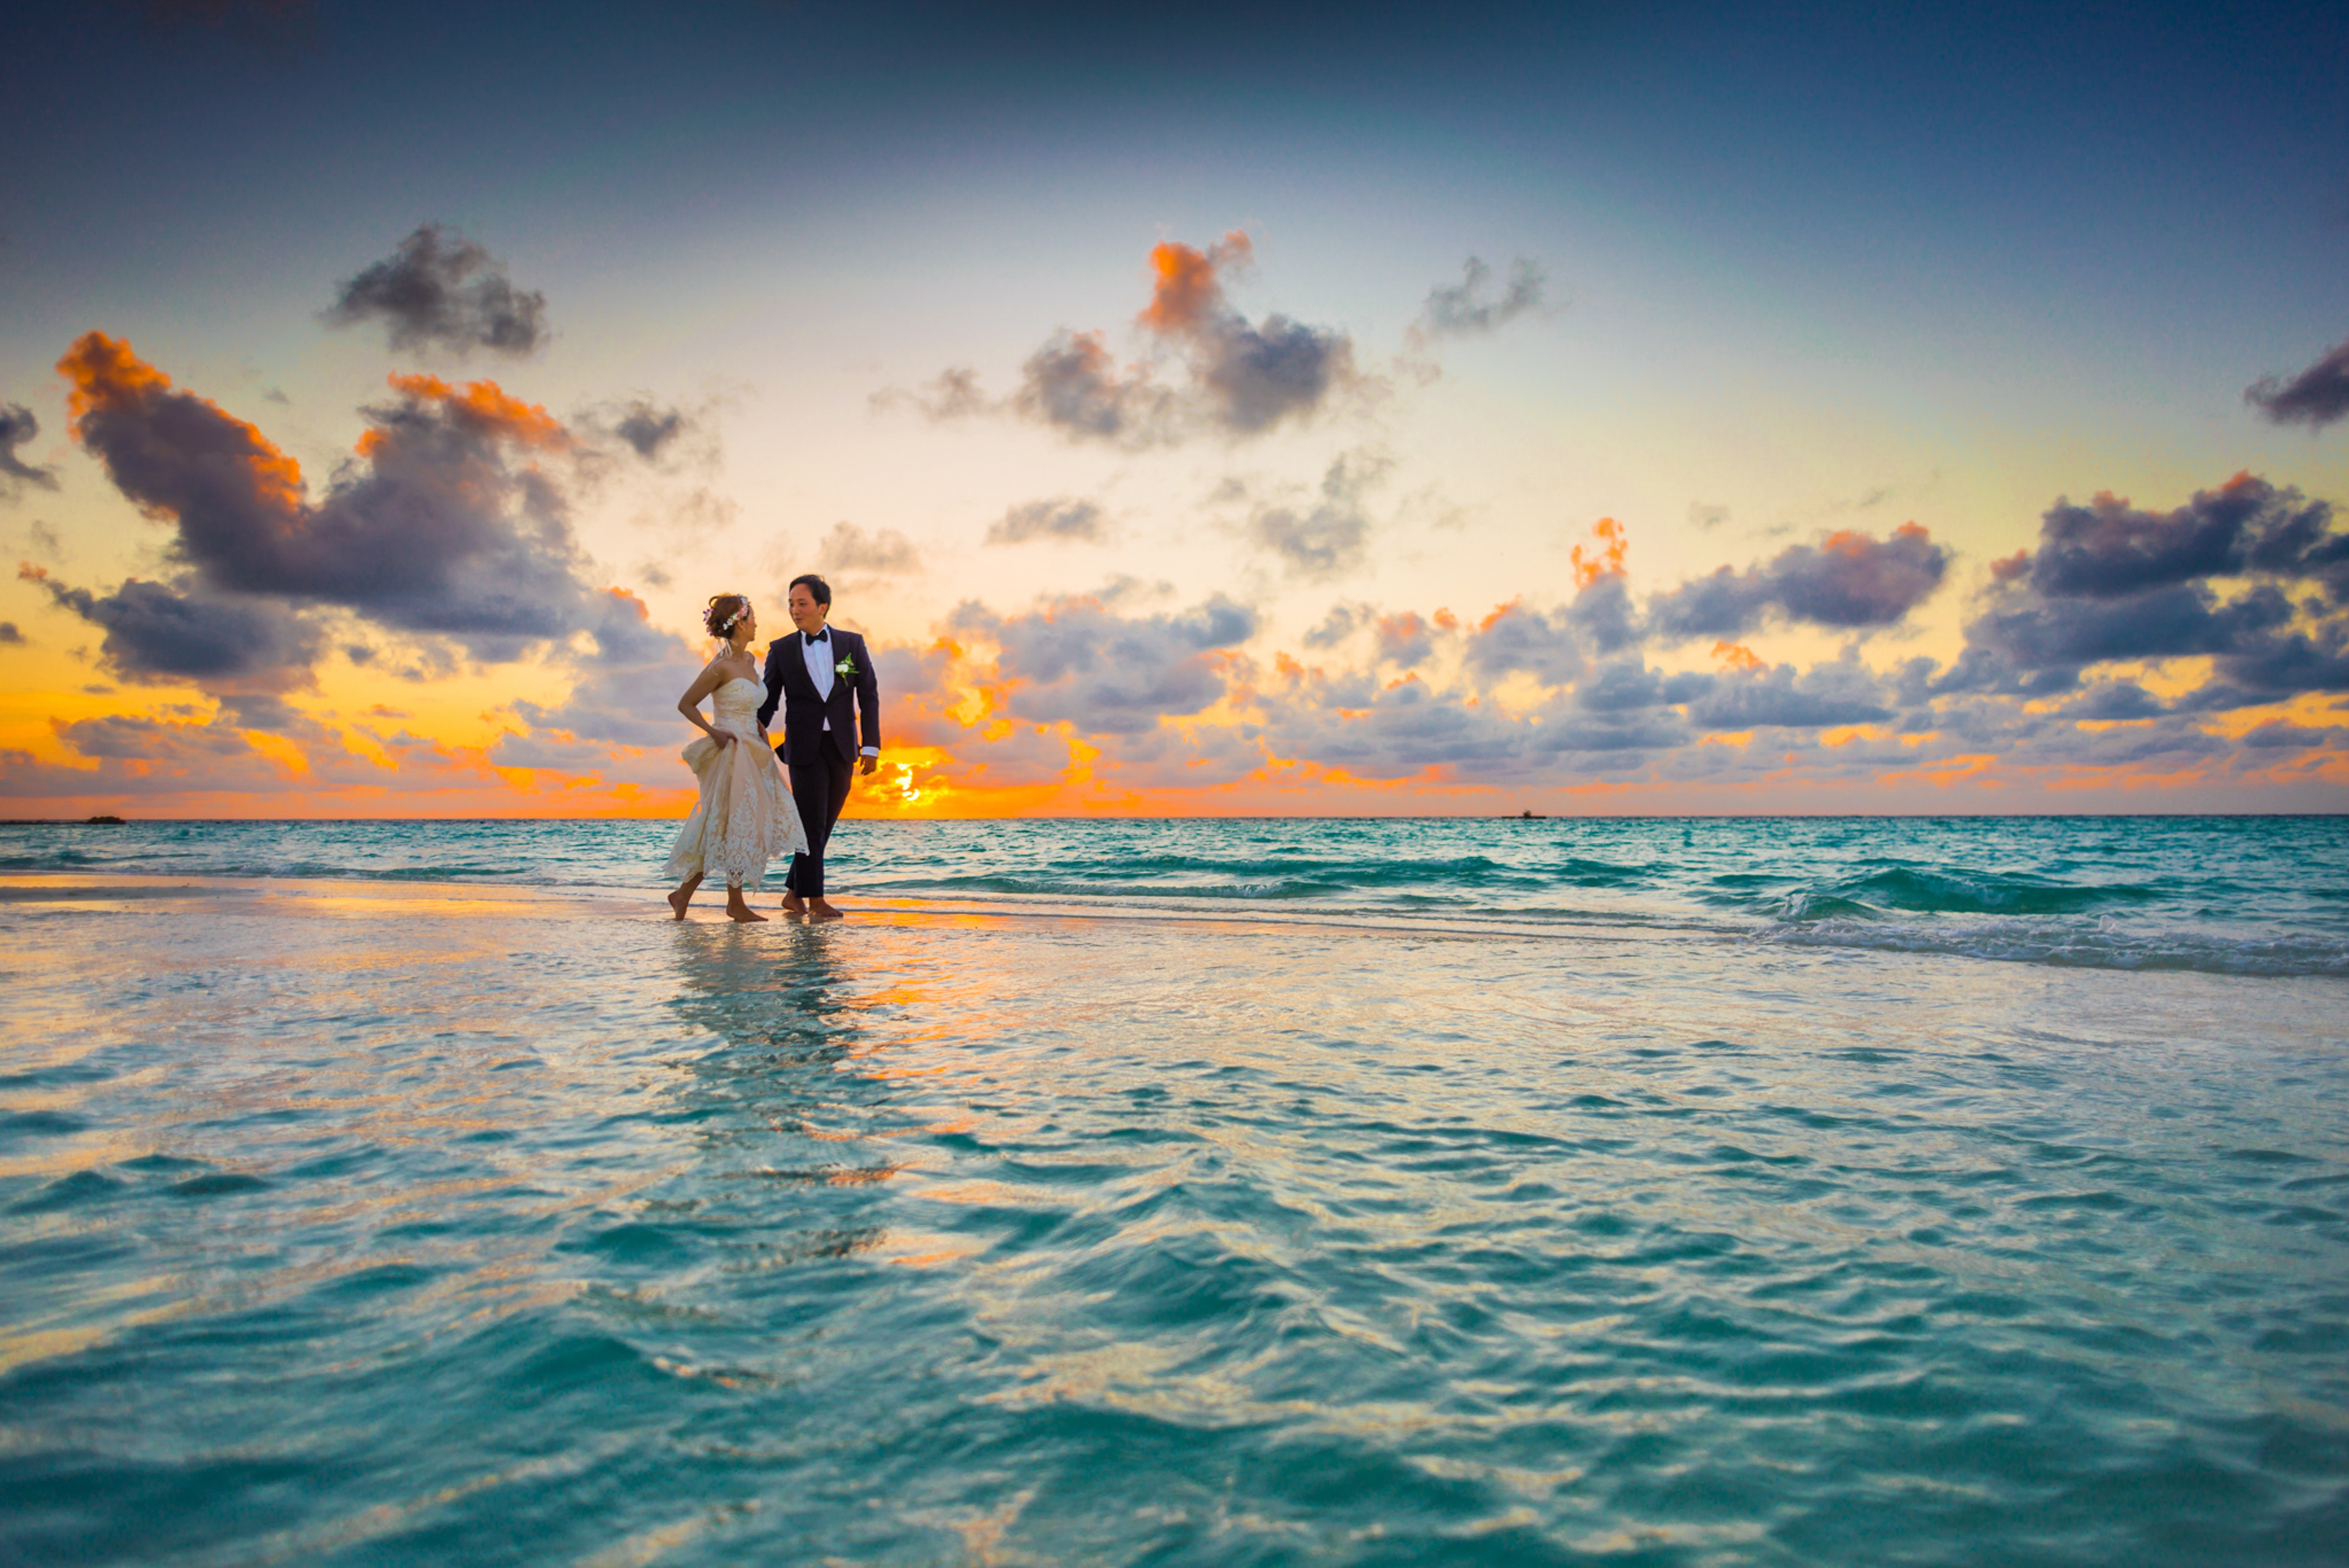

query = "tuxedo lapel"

[
  {"left": 825, "top": 634, "right": 855, "bottom": 701},
  {"left": 778, "top": 636, "right": 822, "bottom": 701},
  {"left": 765, "top": 631, "right": 857, "bottom": 761}
]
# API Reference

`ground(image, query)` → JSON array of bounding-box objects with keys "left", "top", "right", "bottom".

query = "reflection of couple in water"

[{"left": 666, "top": 573, "right": 880, "bottom": 923}]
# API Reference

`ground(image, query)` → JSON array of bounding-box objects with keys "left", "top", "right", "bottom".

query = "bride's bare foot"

[
  {"left": 725, "top": 890, "right": 768, "bottom": 923},
  {"left": 806, "top": 897, "right": 845, "bottom": 921},
  {"left": 779, "top": 892, "right": 807, "bottom": 915},
  {"left": 667, "top": 875, "right": 701, "bottom": 920}
]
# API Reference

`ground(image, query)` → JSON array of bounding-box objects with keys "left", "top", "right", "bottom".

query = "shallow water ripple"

[{"left": 2, "top": 892, "right": 2345, "bottom": 1564}]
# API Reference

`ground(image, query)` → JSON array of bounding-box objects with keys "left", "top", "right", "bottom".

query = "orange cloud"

[
  {"left": 1570, "top": 516, "right": 1627, "bottom": 588},
  {"left": 1711, "top": 640, "right": 1765, "bottom": 673},
  {"left": 1825, "top": 521, "right": 1930, "bottom": 559},
  {"left": 58, "top": 332, "right": 306, "bottom": 521},
  {"left": 1140, "top": 230, "right": 1249, "bottom": 335},
  {"left": 1375, "top": 610, "right": 1427, "bottom": 649},
  {"left": 377, "top": 372, "right": 568, "bottom": 449}
]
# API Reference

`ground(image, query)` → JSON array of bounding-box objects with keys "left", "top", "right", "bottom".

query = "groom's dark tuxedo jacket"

[{"left": 757, "top": 627, "right": 880, "bottom": 767}]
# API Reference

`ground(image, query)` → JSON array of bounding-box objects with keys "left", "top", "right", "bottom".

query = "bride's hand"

[{"left": 713, "top": 730, "right": 737, "bottom": 746}]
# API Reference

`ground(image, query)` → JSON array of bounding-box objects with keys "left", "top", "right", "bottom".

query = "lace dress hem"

[{"left": 664, "top": 679, "right": 807, "bottom": 890}]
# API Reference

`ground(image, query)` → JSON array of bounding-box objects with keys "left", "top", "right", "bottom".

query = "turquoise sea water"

[
  {"left": 6, "top": 814, "right": 2348, "bottom": 975},
  {"left": 2, "top": 816, "right": 2346, "bottom": 1564}
]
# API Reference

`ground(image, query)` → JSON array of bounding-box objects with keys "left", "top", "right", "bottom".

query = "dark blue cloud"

[
  {"left": 2060, "top": 681, "right": 2166, "bottom": 721},
  {"left": 2240, "top": 718, "right": 2349, "bottom": 750},
  {"left": 2208, "top": 623, "right": 2349, "bottom": 697},
  {"left": 1461, "top": 601, "right": 1584, "bottom": 685},
  {"left": 2247, "top": 338, "right": 2349, "bottom": 430},
  {"left": 325, "top": 225, "right": 547, "bottom": 357},
  {"left": 610, "top": 400, "right": 687, "bottom": 460},
  {"left": 1648, "top": 524, "right": 1950, "bottom": 639},
  {"left": 1969, "top": 584, "right": 2293, "bottom": 678},
  {"left": 1576, "top": 660, "right": 1709, "bottom": 713},
  {"left": 28, "top": 572, "right": 321, "bottom": 688},
  {"left": 1685, "top": 661, "right": 1892, "bottom": 729},
  {"left": 1943, "top": 473, "right": 2349, "bottom": 700},
  {"left": 0, "top": 405, "right": 58, "bottom": 494},
  {"left": 1566, "top": 573, "right": 1642, "bottom": 655},
  {"left": 2023, "top": 475, "right": 2337, "bottom": 600}
]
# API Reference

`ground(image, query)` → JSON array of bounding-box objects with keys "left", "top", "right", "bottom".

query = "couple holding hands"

[{"left": 664, "top": 574, "right": 880, "bottom": 923}]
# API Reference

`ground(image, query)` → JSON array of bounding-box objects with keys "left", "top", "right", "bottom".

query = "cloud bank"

[
  {"left": 839, "top": 489, "right": 2343, "bottom": 810},
  {"left": 1942, "top": 474, "right": 2348, "bottom": 702},
  {"left": 26, "top": 333, "right": 701, "bottom": 790},
  {"left": 13, "top": 316, "right": 2343, "bottom": 821}
]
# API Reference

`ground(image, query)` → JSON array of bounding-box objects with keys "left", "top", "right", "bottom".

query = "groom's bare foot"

[
  {"left": 806, "top": 897, "right": 845, "bottom": 921},
  {"left": 779, "top": 892, "right": 807, "bottom": 915}
]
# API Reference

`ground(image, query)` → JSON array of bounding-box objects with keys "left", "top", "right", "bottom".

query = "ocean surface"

[
  {"left": 2, "top": 816, "right": 2345, "bottom": 1564},
  {"left": 7, "top": 814, "right": 2348, "bottom": 976}
]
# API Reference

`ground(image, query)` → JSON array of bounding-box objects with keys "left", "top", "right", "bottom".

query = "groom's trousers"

[{"left": 782, "top": 749, "right": 855, "bottom": 900}]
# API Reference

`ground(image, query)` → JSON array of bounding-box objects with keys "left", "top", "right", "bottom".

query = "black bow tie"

[{"left": 806, "top": 630, "right": 829, "bottom": 645}]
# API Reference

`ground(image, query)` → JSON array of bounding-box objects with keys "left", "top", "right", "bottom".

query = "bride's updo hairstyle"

[{"left": 703, "top": 593, "right": 752, "bottom": 641}]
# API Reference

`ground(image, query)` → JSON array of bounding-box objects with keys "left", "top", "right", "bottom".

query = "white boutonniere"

[{"left": 834, "top": 652, "right": 858, "bottom": 678}]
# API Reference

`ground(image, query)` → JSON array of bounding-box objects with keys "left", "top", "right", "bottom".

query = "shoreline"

[
  {"left": 10, "top": 816, "right": 2348, "bottom": 981},
  {"left": 0, "top": 869, "right": 1698, "bottom": 946}
]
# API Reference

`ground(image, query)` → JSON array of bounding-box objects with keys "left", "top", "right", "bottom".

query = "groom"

[{"left": 757, "top": 573, "right": 880, "bottom": 920}]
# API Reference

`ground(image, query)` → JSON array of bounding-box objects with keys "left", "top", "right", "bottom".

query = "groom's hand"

[{"left": 860, "top": 754, "right": 878, "bottom": 776}]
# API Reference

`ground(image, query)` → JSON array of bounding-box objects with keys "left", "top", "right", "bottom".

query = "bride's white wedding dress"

[{"left": 664, "top": 677, "right": 808, "bottom": 890}]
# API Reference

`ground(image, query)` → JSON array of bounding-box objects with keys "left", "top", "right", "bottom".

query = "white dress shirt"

[{"left": 800, "top": 626, "right": 878, "bottom": 756}]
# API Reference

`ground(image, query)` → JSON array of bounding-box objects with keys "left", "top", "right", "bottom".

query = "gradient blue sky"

[{"left": 3, "top": 0, "right": 2345, "bottom": 814}]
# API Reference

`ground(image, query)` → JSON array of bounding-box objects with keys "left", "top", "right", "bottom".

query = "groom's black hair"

[{"left": 788, "top": 573, "right": 832, "bottom": 607}]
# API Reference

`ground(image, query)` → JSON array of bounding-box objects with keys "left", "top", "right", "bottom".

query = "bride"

[{"left": 665, "top": 593, "right": 808, "bottom": 921}]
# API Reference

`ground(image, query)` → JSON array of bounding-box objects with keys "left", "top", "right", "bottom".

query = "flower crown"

[{"left": 708, "top": 596, "right": 752, "bottom": 637}]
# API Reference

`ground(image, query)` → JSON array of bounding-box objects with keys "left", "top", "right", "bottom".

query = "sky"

[{"left": 2, "top": 0, "right": 2346, "bottom": 817}]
